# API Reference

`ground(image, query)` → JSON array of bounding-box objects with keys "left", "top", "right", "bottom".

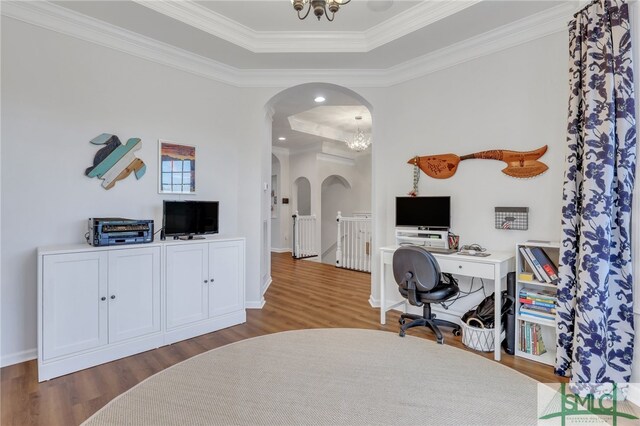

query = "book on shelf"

[
  {"left": 520, "top": 298, "right": 556, "bottom": 309},
  {"left": 520, "top": 303, "right": 556, "bottom": 314},
  {"left": 530, "top": 247, "right": 559, "bottom": 283},
  {"left": 520, "top": 292, "right": 556, "bottom": 301},
  {"left": 520, "top": 287, "right": 557, "bottom": 300},
  {"left": 519, "top": 247, "right": 545, "bottom": 282},
  {"left": 520, "top": 307, "right": 555, "bottom": 321},
  {"left": 520, "top": 321, "right": 547, "bottom": 356},
  {"left": 524, "top": 247, "right": 552, "bottom": 283}
]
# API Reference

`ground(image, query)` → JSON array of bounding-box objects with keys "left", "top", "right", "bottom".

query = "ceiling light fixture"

[
  {"left": 278, "top": 137, "right": 287, "bottom": 141},
  {"left": 345, "top": 116, "right": 371, "bottom": 152},
  {"left": 291, "top": 0, "right": 352, "bottom": 21},
  {"left": 314, "top": 96, "right": 326, "bottom": 103}
]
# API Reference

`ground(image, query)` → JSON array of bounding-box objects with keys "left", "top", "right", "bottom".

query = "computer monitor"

[{"left": 395, "top": 196, "right": 450, "bottom": 229}]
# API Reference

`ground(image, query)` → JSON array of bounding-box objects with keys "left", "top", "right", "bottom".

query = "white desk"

[{"left": 379, "top": 246, "right": 515, "bottom": 361}]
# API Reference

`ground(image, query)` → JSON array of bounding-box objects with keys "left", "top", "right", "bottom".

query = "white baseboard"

[
  {"left": 369, "top": 295, "right": 379, "bottom": 308},
  {"left": 262, "top": 277, "right": 273, "bottom": 295},
  {"left": 1, "top": 348, "right": 37, "bottom": 368},
  {"left": 245, "top": 298, "right": 266, "bottom": 309},
  {"left": 628, "top": 383, "right": 640, "bottom": 406},
  {"left": 270, "top": 248, "right": 291, "bottom": 253}
]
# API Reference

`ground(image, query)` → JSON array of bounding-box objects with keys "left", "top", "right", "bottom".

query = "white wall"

[
  {"left": 0, "top": 17, "right": 248, "bottom": 364},
  {"left": 270, "top": 155, "right": 281, "bottom": 249},
  {"left": 371, "top": 31, "right": 568, "bottom": 303},
  {"left": 271, "top": 149, "right": 292, "bottom": 252}
]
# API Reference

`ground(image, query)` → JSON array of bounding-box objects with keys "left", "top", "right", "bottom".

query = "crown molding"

[
  {"left": 288, "top": 116, "right": 350, "bottom": 142},
  {"left": 383, "top": 1, "right": 576, "bottom": 86},
  {"left": 1, "top": 0, "right": 243, "bottom": 85},
  {"left": 317, "top": 153, "right": 355, "bottom": 166},
  {"left": 134, "top": 0, "right": 360, "bottom": 53},
  {"left": 364, "top": 0, "right": 482, "bottom": 51},
  {"left": 133, "top": 0, "right": 480, "bottom": 54},
  {"left": 1, "top": 1, "right": 577, "bottom": 89}
]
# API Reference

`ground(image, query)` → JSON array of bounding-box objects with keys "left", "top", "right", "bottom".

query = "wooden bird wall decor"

[
  {"left": 85, "top": 133, "right": 146, "bottom": 190},
  {"left": 408, "top": 145, "right": 549, "bottom": 179}
]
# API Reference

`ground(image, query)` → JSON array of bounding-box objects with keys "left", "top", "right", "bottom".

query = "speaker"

[{"left": 503, "top": 272, "right": 516, "bottom": 355}]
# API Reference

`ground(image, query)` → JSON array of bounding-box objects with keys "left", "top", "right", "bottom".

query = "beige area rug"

[{"left": 83, "top": 329, "right": 539, "bottom": 425}]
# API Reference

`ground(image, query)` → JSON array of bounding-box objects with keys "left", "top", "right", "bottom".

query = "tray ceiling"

[{"left": 50, "top": 1, "right": 570, "bottom": 70}]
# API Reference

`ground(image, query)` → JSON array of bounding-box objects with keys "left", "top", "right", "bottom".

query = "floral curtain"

[{"left": 556, "top": 0, "right": 636, "bottom": 384}]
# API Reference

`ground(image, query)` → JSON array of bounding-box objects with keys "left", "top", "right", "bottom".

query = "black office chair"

[{"left": 393, "top": 246, "right": 462, "bottom": 343}]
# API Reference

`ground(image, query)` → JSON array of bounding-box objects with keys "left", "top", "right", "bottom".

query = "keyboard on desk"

[{"left": 423, "top": 247, "right": 458, "bottom": 254}]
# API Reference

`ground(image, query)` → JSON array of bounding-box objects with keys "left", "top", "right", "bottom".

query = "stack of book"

[
  {"left": 519, "top": 288, "right": 556, "bottom": 322},
  {"left": 518, "top": 245, "right": 559, "bottom": 283},
  {"left": 520, "top": 322, "right": 547, "bottom": 355}
]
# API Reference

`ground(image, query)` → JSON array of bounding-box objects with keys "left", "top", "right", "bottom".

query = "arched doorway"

[
  {"left": 321, "top": 174, "right": 352, "bottom": 264},
  {"left": 263, "top": 83, "right": 374, "bottom": 299},
  {"left": 294, "top": 176, "right": 312, "bottom": 216}
]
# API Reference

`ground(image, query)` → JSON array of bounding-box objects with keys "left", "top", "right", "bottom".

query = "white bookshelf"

[{"left": 514, "top": 241, "right": 560, "bottom": 367}]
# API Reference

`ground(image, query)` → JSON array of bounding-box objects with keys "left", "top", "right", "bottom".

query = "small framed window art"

[{"left": 159, "top": 140, "right": 196, "bottom": 194}]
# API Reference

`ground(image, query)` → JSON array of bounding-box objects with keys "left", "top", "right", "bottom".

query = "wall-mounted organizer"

[{"left": 495, "top": 207, "right": 528, "bottom": 230}]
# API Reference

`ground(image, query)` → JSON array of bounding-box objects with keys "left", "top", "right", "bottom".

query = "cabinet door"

[
  {"left": 42, "top": 252, "right": 108, "bottom": 360},
  {"left": 209, "top": 241, "right": 244, "bottom": 317},
  {"left": 166, "top": 243, "right": 209, "bottom": 329},
  {"left": 108, "top": 247, "right": 161, "bottom": 343}
]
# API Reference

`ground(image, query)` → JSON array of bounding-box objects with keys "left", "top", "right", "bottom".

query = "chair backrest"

[{"left": 392, "top": 246, "right": 441, "bottom": 292}]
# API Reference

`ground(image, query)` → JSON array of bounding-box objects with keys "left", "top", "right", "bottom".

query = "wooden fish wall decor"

[
  {"left": 85, "top": 133, "right": 146, "bottom": 190},
  {"left": 408, "top": 145, "right": 548, "bottom": 179}
]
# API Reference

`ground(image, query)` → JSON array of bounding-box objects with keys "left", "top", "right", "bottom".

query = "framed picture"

[{"left": 158, "top": 140, "right": 196, "bottom": 194}]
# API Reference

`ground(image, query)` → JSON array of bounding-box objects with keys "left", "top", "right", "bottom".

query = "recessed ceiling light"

[
  {"left": 314, "top": 96, "right": 326, "bottom": 103},
  {"left": 278, "top": 137, "right": 286, "bottom": 141}
]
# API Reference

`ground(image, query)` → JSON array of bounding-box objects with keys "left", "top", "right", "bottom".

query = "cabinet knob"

[
  {"left": 101, "top": 297, "right": 106, "bottom": 301},
  {"left": 110, "top": 295, "right": 116, "bottom": 300},
  {"left": 458, "top": 265, "right": 462, "bottom": 269},
  {"left": 204, "top": 280, "right": 208, "bottom": 283},
  {"left": 210, "top": 278, "right": 214, "bottom": 283}
]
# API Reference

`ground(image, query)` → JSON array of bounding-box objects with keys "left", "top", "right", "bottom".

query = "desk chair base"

[{"left": 399, "top": 310, "right": 461, "bottom": 344}]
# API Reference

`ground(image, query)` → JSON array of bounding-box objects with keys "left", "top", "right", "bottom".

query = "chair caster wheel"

[
  {"left": 399, "top": 318, "right": 405, "bottom": 325},
  {"left": 437, "top": 338, "right": 444, "bottom": 345},
  {"left": 453, "top": 329, "right": 461, "bottom": 337},
  {"left": 399, "top": 331, "right": 406, "bottom": 337}
]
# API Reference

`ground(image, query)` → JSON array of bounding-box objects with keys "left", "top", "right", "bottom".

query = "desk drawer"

[{"left": 438, "top": 258, "right": 494, "bottom": 279}]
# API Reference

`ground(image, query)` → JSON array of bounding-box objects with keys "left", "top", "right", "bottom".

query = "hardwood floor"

[{"left": 1, "top": 252, "right": 564, "bottom": 425}]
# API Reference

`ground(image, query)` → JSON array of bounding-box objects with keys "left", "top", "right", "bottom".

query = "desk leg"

[
  {"left": 494, "top": 263, "right": 502, "bottom": 361},
  {"left": 380, "top": 254, "right": 386, "bottom": 325}
]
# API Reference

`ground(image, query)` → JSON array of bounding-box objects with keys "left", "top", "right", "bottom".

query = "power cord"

[{"left": 440, "top": 276, "right": 487, "bottom": 309}]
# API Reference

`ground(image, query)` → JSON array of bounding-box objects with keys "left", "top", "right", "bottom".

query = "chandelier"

[
  {"left": 291, "top": 0, "right": 352, "bottom": 21},
  {"left": 345, "top": 116, "right": 371, "bottom": 152}
]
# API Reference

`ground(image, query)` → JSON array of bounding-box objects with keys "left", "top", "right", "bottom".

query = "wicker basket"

[{"left": 461, "top": 318, "right": 497, "bottom": 352}]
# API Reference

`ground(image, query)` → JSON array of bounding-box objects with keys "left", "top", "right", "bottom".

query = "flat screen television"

[
  {"left": 395, "top": 196, "right": 450, "bottom": 229},
  {"left": 163, "top": 200, "right": 219, "bottom": 239}
]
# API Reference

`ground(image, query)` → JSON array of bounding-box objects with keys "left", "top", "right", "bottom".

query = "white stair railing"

[
  {"left": 336, "top": 211, "right": 372, "bottom": 272},
  {"left": 292, "top": 211, "right": 318, "bottom": 259}
]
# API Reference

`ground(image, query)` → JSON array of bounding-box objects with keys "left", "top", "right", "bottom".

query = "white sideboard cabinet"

[
  {"left": 37, "top": 237, "right": 246, "bottom": 381},
  {"left": 164, "top": 239, "right": 245, "bottom": 344}
]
